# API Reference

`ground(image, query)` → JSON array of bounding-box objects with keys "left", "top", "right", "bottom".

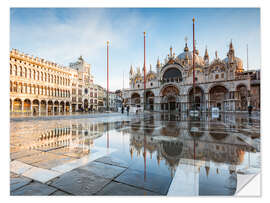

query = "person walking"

[
  {"left": 127, "top": 105, "right": 130, "bottom": 116},
  {"left": 121, "top": 105, "right": 124, "bottom": 114}
]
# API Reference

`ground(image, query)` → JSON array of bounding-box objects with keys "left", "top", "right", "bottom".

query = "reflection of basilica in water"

[{"left": 126, "top": 114, "right": 255, "bottom": 176}]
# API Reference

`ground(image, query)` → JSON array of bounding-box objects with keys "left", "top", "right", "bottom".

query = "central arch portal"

[{"left": 160, "top": 85, "right": 180, "bottom": 112}]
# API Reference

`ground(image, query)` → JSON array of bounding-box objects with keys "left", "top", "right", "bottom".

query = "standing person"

[
  {"left": 248, "top": 105, "right": 253, "bottom": 115},
  {"left": 127, "top": 105, "right": 130, "bottom": 116},
  {"left": 121, "top": 105, "right": 124, "bottom": 114}
]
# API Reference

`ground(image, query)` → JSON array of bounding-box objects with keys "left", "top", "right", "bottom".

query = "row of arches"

[
  {"left": 10, "top": 81, "right": 71, "bottom": 98},
  {"left": 10, "top": 98, "right": 71, "bottom": 113},
  {"left": 10, "top": 64, "right": 71, "bottom": 86},
  {"left": 130, "top": 84, "right": 249, "bottom": 111}
]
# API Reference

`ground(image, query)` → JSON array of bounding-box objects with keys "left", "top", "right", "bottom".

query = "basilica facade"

[{"left": 123, "top": 41, "right": 260, "bottom": 112}]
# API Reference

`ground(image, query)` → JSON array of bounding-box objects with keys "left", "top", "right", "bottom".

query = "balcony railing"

[{"left": 160, "top": 77, "right": 182, "bottom": 84}]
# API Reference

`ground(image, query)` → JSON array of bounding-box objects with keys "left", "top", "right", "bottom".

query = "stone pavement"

[
  {"left": 10, "top": 111, "right": 260, "bottom": 196},
  {"left": 11, "top": 155, "right": 164, "bottom": 196}
]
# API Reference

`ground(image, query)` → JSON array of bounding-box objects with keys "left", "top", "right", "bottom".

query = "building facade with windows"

[
  {"left": 123, "top": 41, "right": 260, "bottom": 112},
  {"left": 9, "top": 49, "right": 102, "bottom": 114}
]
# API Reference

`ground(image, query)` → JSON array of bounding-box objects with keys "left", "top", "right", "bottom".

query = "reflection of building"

[
  {"left": 128, "top": 115, "right": 254, "bottom": 175},
  {"left": 12, "top": 121, "right": 106, "bottom": 153},
  {"left": 123, "top": 40, "right": 260, "bottom": 112},
  {"left": 9, "top": 49, "right": 105, "bottom": 114}
]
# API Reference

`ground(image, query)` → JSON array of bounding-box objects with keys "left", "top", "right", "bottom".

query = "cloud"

[{"left": 10, "top": 8, "right": 157, "bottom": 90}]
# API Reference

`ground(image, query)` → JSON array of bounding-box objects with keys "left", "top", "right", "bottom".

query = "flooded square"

[{"left": 10, "top": 112, "right": 260, "bottom": 196}]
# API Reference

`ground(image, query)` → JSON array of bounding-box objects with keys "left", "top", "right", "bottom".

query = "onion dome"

[
  {"left": 222, "top": 41, "right": 243, "bottom": 72},
  {"left": 177, "top": 42, "right": 204, "bottom": 66}
]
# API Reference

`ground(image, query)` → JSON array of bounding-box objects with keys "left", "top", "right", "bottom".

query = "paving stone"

[
  {"left": 78, "top": 161, "right": 126, "bottom": 179},
  {"left": 10, "top": 160, "right": 32, "bottom": 175},
  {"left": 49, "top": 169, "right": 111, "bottom": 195},
  {"left": 17, "top": 152, "right": 70, "bottom": 165},
  {"left": 31, "top": 155, "right": 76, "bottom": 169},
  {"left": 10, "top": 175, "right": 32, "bottom": 192},
  {"left": 11, "top": 181, "right": 57, "bottom": 196},
  {"left": 95, "top": 181, "right": 159, "bottom": 196},
  {"left": 22, "top": 167, "right": 61, "bottom": 183},
  {"left": 94, "top": 155, "right": 129, "bottom": 168},
  {"left": 50, "top": 190, "right": 72, "bottom": 196},
  {"left": 10, "top": 150, "right": 41, "bottom": 161},
  {"left": 115, "top": 168, "right": 173, "bottom": 195}
]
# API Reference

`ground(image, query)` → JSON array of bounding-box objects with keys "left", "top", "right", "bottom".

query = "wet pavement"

[{"left": 10, "top": 112, "right": 260, "bottom": 196}]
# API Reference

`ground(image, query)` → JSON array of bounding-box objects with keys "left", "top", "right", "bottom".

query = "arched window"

[
  {"left": 15, "top": 65, "right": 17, "bottom": 76},
  {"left": 19, "top": 66, "right": 22, "bottom": 77},
  {"left": 29, "top": 69, "right": 31, "bottom": 79},
  {"left": 24, "top": 67, "right": 27, "bottom": 78},
  {"left": 10, "top": 64, "right": 12, "bottom": 75},
  {"left": 163, "top": 68, "right": 182, "bottom": 82}
]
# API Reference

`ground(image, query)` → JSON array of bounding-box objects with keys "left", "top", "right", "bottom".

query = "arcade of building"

[
  {"left": 124, "top": 40, "right": 260, "bottom": 112},
  {"left": 9, "top": 49, "right": 102, "bottom": 114}
]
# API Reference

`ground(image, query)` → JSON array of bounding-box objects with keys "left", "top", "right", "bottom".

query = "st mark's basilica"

[{"left": 123, "top": 40, "right": 260, "bottom": 112}]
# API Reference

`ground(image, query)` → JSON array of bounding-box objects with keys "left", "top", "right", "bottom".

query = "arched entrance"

[
  {"left": 32, "top": 99, "right": 39, "bottom": 113},
  {"left": 188, "top": 86, "right": 205, "bottom": 111},
  {"left": 24, "top": 99, "right": 31, "bottom": 112},
  {"left": 60, "top": 101, "right": 65, "bottom": 112},
  {"left": 146, "top": 91, "right": 154, "bottom": 111},
  {"left": 13, "top": 98, "right": 22, "bottom": 111},
  {"left": 236, "top": 85, "right": 248, "bottom": 111},
  {"left": 209, "top": 85, "right": 229, "bottom": 111},
  {"left": 54, "top": 101, "right": 59, "bottom": 113},
  {"left": 131, "top": 93, "right": 140, "bottom": 107},
  {"left": 66, "top": 102, "right": 70, "bottom": 112},
  {"left": 160, "top": 85, "right": 180, "bottom": 112},
  {"left": 84, "top": 99, "right": 88, "bottom": 110},
  {"left": 48, "top": 100, "right": 53, "bottom": 113},
  {"left": 40, "top": 100, "right": 46, "bottom": 112}
]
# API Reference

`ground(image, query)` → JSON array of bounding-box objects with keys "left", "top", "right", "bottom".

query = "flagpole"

[
  {"left": 192, "top": 17, "right": 196, "bottom": 111},
  {"left": 107, "top": 41, "right": 109, "bottom": 111},
  {"left": 143, "top": 32, "right": 146, "bottom": 111}
]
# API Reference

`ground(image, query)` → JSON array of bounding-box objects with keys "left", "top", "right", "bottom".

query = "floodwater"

[{"left": 10, "top": 112, "right": 260, "bottom": 196}]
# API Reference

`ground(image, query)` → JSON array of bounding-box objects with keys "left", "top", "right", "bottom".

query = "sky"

[{"left": 10, "top": 8, "right": 261, "bottom": 91}]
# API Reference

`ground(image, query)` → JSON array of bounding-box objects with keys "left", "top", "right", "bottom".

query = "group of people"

[{"left": 121, "top": 105, "right": 130, "bottom": 115}]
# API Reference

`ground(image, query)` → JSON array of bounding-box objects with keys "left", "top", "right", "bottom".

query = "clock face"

[{"left": 84, "top": 88, "right": 88, "bottom": 94}]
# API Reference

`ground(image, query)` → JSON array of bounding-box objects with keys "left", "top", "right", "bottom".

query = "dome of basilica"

[
  {"left": 222, "top": 56, "right": 243, "bottom": 71},
  {"left": 177, "top": 51, "right": 205, "bottom": 66}
]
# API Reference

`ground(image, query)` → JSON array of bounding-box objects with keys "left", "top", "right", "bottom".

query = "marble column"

[{"left": 21, "top": 100, "right": 24, "bottom": 112}]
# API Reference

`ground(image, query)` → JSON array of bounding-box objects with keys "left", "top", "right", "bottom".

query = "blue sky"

[{"left": 10, "top": 8, "right": 261, "bottom": 90}]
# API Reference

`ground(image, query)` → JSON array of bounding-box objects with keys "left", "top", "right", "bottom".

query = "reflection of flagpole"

[
  {"left": 107, "top": 124, "right": 109, "bottom": 149},
  {"left": 144, "top": 135, "right": 146, "bottom": 181}
]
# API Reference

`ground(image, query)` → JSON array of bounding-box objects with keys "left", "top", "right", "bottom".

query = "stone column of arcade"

[
  {"left": 21, "top": 100, "right": 24, "bottom": 114},
  {"left": 52, "top": 104, "right": 54, "bottom": 115},
  {"left": 38, "top": 103, "right": 41, "bottom": 116},
  {"left": 69, "top": 104, "right": 72, "bottom": 113},
  {"left": 30, "top": 102, "right": 32, "bottom": 116},
  {"left": 46, "top": 103, "right": 48, "bottom": 116},
  {"left": 63, "top": 103, "right": 66, "bottom": 114}
]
